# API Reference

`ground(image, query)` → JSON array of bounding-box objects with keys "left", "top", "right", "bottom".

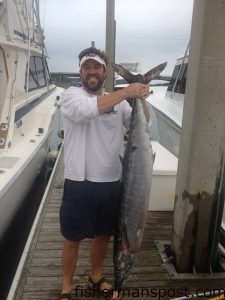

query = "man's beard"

[{"left": 82, "top": 76, "right": 104, "bottom": 93}]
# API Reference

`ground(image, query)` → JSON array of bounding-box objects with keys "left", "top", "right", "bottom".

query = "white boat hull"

[
  {"left": 0, "top": 138, "right": 48, "bottom": 239},
  {"left": 0, "top": 87, "right": 64, "bottom": 240},
  {"left": 149, "top": 103, "right": 181, "bottom": 158},
  {"left": 148, "top": 141, "right": 178, "bottom": 211}
]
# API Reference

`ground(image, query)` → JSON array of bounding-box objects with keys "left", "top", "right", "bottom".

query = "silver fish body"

[
  {"left": 112, "top": 61, "right": 167, "bottom": 292},
  {"left": 113, "top": 98, "right": 153, "bottom": 291}
]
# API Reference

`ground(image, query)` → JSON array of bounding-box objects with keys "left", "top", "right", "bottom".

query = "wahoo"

[{"left": 112, "top": 62, "right": 167, "bottom": 293}]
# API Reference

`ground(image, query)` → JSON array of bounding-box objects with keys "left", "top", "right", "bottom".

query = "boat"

[
  {"left": 147, "top": 53, "right": 225, "bottom": 249},
  {"left": 147, "top": 55, "right": 188, "bottom": 158},
  {"left": 0, "top": 0, "right": 64, "bottom": 240}
]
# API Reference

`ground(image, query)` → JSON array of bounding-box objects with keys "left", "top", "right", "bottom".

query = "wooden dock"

[{"left": 10, "top": 149, "right": 225, "bottom": 300}]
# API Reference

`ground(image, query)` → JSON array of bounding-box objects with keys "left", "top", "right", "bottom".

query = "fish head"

[
  {"left": 113, "top": 222, "right": 135, "bottom": 290},
  {"left": 114, "top": 248, "right": 135, "bottom": 291}
]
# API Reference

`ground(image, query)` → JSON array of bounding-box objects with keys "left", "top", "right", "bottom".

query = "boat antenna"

[
  {"left": 171, "top": 41, "right": 190, "bottom": 98},
  {"left": 25, "top": 0, "right": 32, "bottom": 98}
]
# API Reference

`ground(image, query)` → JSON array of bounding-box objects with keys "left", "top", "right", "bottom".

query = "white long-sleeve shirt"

[{"left": 60, "top": 87, "right": 132, "bottom": 182}]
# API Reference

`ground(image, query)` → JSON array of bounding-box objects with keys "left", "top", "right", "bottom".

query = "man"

[{"left": 59, "top": 47, "right": 150, "bottom": 300}]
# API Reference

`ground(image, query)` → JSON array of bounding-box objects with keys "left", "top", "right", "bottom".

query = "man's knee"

[
  {"left": 64, "top": 239, "right": 80, "bottom": 250},
  {"left": 94, "top": 235, "right": 111, "bottom": 242}
]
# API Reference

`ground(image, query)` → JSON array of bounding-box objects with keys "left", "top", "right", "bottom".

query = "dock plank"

[{"left": 13, "top": 150, "right": 225, "bottom": 300}]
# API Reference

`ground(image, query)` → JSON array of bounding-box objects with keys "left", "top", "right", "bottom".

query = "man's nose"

[{"left": 87, "top": 66, "right": 97, "bottom": 73}]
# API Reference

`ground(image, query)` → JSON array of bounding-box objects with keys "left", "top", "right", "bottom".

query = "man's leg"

[
  {"left": 61, "top": 239, "right": 80, "bottom": 294},
  {"left": 90, "top": 235, "right": 111, "bottom": 289}
]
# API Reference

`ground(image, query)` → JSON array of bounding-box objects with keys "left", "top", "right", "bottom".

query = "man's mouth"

[
  {"left": 87, "top": 76, "right": 99, "bottom": 81},
  {"left": 82, "top": 75, "right": 104, "bottom": 92}
]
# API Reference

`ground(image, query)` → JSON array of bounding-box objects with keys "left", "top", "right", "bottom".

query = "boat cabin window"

[
  {"left": 35, "top": 57, "right": 46, "bottom": 87},
  {"left": 44, "top": 59, "right": 52, "bottom": 85},
  {"left": 25, "top": 56, "right": 49, "bottom": 91},
  {"left": 0, "top": 48, "right": 8, "bottom": 117},
  {"left": 167, "top": 63, "right": 188, "bottom": 94}
]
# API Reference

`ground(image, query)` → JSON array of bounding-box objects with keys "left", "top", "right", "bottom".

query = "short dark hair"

[{"left": 78, "top": 47, "right": 109, "bottom": 65}]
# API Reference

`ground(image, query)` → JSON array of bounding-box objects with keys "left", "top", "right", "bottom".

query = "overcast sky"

[{"left": 40, "top": 0, "right": 194, "bottom": 75}]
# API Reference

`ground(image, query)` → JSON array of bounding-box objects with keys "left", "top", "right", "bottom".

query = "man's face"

[{"left": 80, "top": 59, "right": 106, "bottom": 93}]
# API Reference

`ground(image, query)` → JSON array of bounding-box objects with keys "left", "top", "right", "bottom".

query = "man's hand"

[
  {"left": 124, "top": 83, "right": 149, "bottom": 99},
  {"left": 124, "top": 84, "right": 151, "bottom": 122}
]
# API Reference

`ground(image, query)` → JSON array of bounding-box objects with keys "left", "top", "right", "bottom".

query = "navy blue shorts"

[{"left": 60, "top": 179, "right": 121, "bottom": 241}]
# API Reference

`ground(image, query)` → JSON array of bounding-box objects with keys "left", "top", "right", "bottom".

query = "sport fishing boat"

[
  {"left": 148, "top": 53, "right": 225, "bottom": 249},
  {"left": 0, "top": 0, "right": 64, "bottom": 240},
  {"left": 144, "top": 54, "right": 186, "bottom": 213},
  {"left": 147, "top": 55, "right": 187, "bottom": 158}
]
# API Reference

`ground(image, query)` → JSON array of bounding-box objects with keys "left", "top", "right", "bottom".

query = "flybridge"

[{"left": 0, "top": 0, "right": 44, "bottom": 51}]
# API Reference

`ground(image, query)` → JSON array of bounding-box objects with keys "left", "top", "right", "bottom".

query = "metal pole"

[
  {"left": 105, "top": 0, "right": 116, "bottom": 92},
  {"left": 172, "top": 0, "right": 225, "bottom": 272}
]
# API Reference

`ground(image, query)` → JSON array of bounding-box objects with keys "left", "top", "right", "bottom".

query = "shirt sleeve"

[{"left": 60, "top": 87, "right": 99, "bottom": 123}]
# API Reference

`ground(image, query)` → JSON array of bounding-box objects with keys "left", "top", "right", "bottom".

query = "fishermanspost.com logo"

[{"left": 70, "top": 285, "right": 225, "bottom": 299}]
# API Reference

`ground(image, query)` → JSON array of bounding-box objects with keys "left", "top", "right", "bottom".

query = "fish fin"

[
  {"left": 119, "top": 155, "right": 123, "bottom": 165},
  {"left": 124, "top": 132, "right": 128, "bottom": 141},
  {"left": 143, "top": 62, "right": 167, "bottom": 83},
  {"left": 112, "top": 63, "right": 137, "bottom": 83}
]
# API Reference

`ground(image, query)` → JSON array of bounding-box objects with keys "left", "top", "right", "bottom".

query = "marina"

[{"left": 2, "top": 0, "right": 225, "bottom": 299}]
